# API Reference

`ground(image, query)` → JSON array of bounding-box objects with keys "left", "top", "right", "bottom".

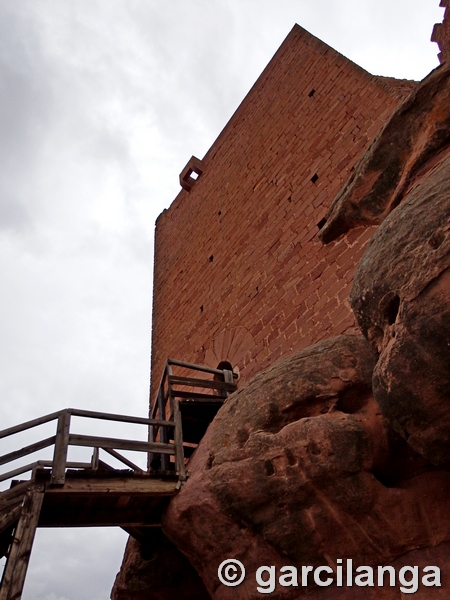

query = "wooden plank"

[
  {"left": 69, "top": 408, "right": 173, "bottom": 428},
  {"left": 172, "top": 391, "right": 225, "bottom": 401},
  {"left": 0, "top": 409, "right": 173, "bottom": 440},
  {"left": 0, "top": 462, "right": 41, "bottom": 485},
  {"left": 0, "top": 411, "right": 61, "bottom": 440},
  {"left": 148, "top": 423, "right": 156, "bottom": 471},
  {"left": 102, "top": 448, "right": 144, "bottom": 472},
  {"left": 115, "top": 495, "right": 131, "bottom": 509},
  {"left": 0, "top": 504, "right": 22, "bottom": 536},
  {"left": 35, "top": 460, "right": 93, "bottom": 470},
  {"left": 0, "top": 483, "right": 33, "bottom": 512},
  {"left": 39, "top": 513, "right": 166, "bottom": 527},
  {"left": 164, "top": 365, "right": 175, "bottom": 473},
  {"left": 168, "top": 376, "right": 236, "bottom": 392},
  {"left": 150, "top": 361, "right": 168, "bottom": 420},
  {"left": 223, "top": 369, "right": 235, "bottom": 386},
  {"left": 157, "top": 387, "right": 168, "bottom": 430},
  {"left": 0, "top": 436, "right": 56, "bottom": 467},
  {"left": 172, "top": 398, "right": 186, "bottom": 482},
  {"left": 38, "top": 489, "right": 173, "bottom": 527},
  {"left": 43, "top": 476, "right": 178, "bottom": 496},
  {"left": 157, "top": 384, "right": 170, "bottom": 470},
  {"left": 168, "top": 358, "right": 234, "bottom": 377},
  {"left": 38, "top": 500, "right": 171, "bottom": 526},
  {"left": 91, "top": 448, "right": 99, "bottom": 470},
  {"left": 0, "top": 488, "right": 44, "bottom": 600},
  {"left": 68, "top": 434, "right": 176, "bottom": 455},
  {"left": 51, "top": 411, "right": 71, "bottom": 485},
  {"left": 148, "top": 419, "right": 174, "bottom": 429}
]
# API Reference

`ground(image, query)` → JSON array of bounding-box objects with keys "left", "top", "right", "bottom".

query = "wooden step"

[
  {"left": 0, "top": 503, "right": 22, "bottom": 535},
  {"left": 0, "top": 481, "right": 31, "bottom": 512}
]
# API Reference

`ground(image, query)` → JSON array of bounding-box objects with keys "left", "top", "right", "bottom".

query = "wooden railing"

[
  {"left": 0, "top": 360, "right": 238, "bottom": 490},
  {"left": 150, "top": 359, "right": 237, "bottom": 478},
  {"left": 0, "top": 407, "right": 178, "bottom": 487}
]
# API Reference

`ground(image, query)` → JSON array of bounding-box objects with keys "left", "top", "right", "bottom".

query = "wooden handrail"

[
  {"left": 0, "top": 408, "right": 175, "bottom": 441},
  {"left": 0, "top": 437, "right": 56, "bottom": 467},
  {"left": 149, "top": 359, "right": 238, "bottom": 480},
  {"left": 0, "top": 406, "right": 181, "bottom": 488},
  {"left": 168, "top": 375, "right": 236, "bottom": 391},
  {"left": 0, "top": 410, "right": 64, "bottom": 440},
  {"left": 0, "top": 358, "right": 238, "bottom": 490},
  {"left": 167, "top": 358, "right": 238, "bottom": 378}
]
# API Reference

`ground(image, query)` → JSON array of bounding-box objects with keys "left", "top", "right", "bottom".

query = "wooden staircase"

[
  {"left": 149, "top": 358, "right": 237, "bottom": 468},
  {"left": 0, "top": 359, "right": 237, "bottom": 599}
]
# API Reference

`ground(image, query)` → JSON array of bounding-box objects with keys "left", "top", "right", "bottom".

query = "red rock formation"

[
  {"left": 319, "top": 62, "right": 450, "bottom": 244},
  {"left": 329, "top": 52, "right": 450, "bottom": 465},
  {"left": 111, "top": 532, "right": 211, "bottom": 600},
  {"left": 432, "top": 0, "right": 450, "bottom": 64},
  {"left": 350, "top": 148, "right": 450, "bottom": 466},
  {"left": 162, "top": 336, "right": 450, "bottom": 599}
]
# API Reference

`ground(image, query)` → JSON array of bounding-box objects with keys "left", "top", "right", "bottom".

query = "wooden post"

[
  {"left": 223, "top": 369, "right": 235, "bottom": 397},
  {"left": 51, "top": 411, "right": 71, "bottom": 485},
  {"left": 168, "top": 364, "right": 186, "bottom": 482},
  {"left": 0, "top": 488, "right": 44, "bottom": 600},
  {"left": 91, "top": 447, "right": 99, "bottom": 470},
  {"left": 158, "top": 376, "right": 170, "bottom": 471},
  {"left": 148, "top": 422, "right": 155, "bottom": 471},
  {"left": 172, "top": 398, "right": 186, "bottom": 483}
]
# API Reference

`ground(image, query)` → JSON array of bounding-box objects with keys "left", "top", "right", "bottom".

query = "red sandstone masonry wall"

[{"left": 150, "top": 24, "right": 413, "bottom": 402}]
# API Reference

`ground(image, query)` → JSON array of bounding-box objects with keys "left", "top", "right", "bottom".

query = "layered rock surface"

[
  {"left": 162, "top": 336, "right": 450, "bottom": 599},
  {"left": 319, "top": 53, "right": 450, "bottom": 466},
  {"left": 111, "top": 531, "right": 210, "bottom": 600},
  {"left": 350, "top": 152, "right": 450, "bottom": 465},
  {"left": 319, "top": 61, "right": 450, "bottom": 243}
]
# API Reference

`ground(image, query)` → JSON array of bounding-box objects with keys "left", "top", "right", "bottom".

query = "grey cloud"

[{"left": 0, "top": 1, "right": 444, "bottom": 599}]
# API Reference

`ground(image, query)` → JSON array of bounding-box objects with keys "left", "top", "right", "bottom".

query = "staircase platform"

[
  {"left": 0, "top": 359, "right": 238, "bottom": 598},
  {"left": 38, "top": 470, "right": 179, "bottom": 528}
]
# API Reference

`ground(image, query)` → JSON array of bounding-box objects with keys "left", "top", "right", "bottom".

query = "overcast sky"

[{"left": 0, "top": 1, "right": 444, "bottom": 599}]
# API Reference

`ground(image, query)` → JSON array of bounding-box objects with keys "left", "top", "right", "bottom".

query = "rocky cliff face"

[
  {"left": 350, "top": 152, "right": 450, "bottom": 466},
  {"left": 319, "top": 61, "right": 450, "bottom": 244},
  {"left": 162, "top": 336, "right": 450, "bottom": 599},
  {"left": 112, "top": 37, "right": 450, "bottom": 600},
  {"left": 111, "top": 531, "right": 210, "bottom": 600}
]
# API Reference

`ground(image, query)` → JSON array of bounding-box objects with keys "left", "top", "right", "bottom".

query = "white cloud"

[{"left": 0, "top": 0, "right": 444, "bottom": 598}]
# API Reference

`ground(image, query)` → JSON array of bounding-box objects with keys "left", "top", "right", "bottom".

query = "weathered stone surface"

[
  {"left": 432, "top": 0, "right": 450, "bottom": 64},
  {"left": 319, "top": 61, "right": 450, "bottom": 243},
  {"left": 111, "top": 532, "right": 211, "bottom": 600},
  {"left": 350, "top": 151, "right": 450, "bottom": 465},
  {"left": 162, "top": 335, "right": 450, "bottom": 599}
]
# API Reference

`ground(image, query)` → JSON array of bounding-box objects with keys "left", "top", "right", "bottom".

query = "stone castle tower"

[
  {"left": 149, "top": 24, "right": 415, "bottom": 402},
  {"left": 113, "top": 9, "right": 450, "bottom": 598}
]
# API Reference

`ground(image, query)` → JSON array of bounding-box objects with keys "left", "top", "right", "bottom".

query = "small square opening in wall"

[
  {"left": 317, "top": 218, "right": 327, "bottom": 230},
  {"left": 311, "top": 173, "right": 319, "bottom": 184},
  {"left": 180, "top": 156, "right": 204, "bottom": 191},
  {"left": 308, "top": 89, "right": 316, "bottom": 97}
]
